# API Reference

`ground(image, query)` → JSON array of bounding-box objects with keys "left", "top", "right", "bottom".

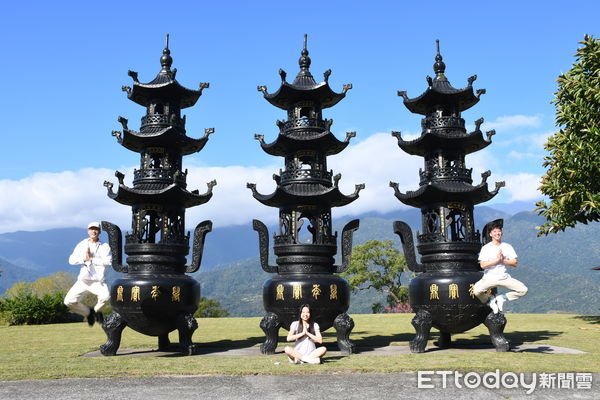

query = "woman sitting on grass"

[{"left": 284, "top": 304, "right": 327, "bottom": 364}]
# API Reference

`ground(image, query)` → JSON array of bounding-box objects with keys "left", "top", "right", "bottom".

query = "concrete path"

[
  {"left": 3, "top": 344, "right": 591, "bottom": 399},
  {"left": 1, "top": 373, "right": 598, "bottom": 400}
]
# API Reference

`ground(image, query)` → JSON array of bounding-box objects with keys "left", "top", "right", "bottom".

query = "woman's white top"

[{"left": 290, "top": 320, "right": 320, "bottom": 356}]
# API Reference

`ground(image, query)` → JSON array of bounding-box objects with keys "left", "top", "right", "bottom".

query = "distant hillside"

[
  {"left": 2, "top": 207, "right": 599, "bottom": 316},
  {"left": 0, "top": 257, "right": 41, "bottom": 294},
  {"left": 196, "top": 211, "right": 600, "bottom": 316},
  {"left": 0, "top": 225, "right": 259, "bottom": 274}
]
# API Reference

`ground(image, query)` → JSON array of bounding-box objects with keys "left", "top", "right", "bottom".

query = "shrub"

[
  {"left": 384, "top": 303, "right": 413, "bottom": 313},
  {"left": 0, "top": 291, "right": 71, "bottom": 325}
]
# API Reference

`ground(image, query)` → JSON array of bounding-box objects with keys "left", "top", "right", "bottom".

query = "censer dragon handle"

[
  {"left": 252, "top": 219, "right": 277, "bottom": 273},
  {"left": 101, "top": 221, "right": 127, "bottom": 273},
  {"left": 186, "top": 220, "right": 213, "bottom": 273},
  {"left": 393, "top": 221, "right": 424, "bottom": 272},
  {"left": 334, "top": 219, "right": 360, "bottom": 273}
]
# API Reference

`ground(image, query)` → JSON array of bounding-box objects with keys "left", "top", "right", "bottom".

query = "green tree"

[
  {"left": 5, "top": 271, "right": 75, "bottom": 298},
  {"left": 342, "top": 240, "right": 409, "bottom": 313},
  {"left": 194, "top": 296, "right": 229, "bottom": 318},
  {"left": 536, "top": 35, "right": 600, "bottom": 235}
]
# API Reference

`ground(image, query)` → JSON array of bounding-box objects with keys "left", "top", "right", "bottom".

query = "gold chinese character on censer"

[
  {"left": 312, "top": 284, "right": 322, "bottom": 299},
  {"left": 330, "top": 284, "right": 338, "bottom": 300},
  {"left": 276, "top": 284, "right": 284, "bottom": 300},
  {"left": 151, "top": 286, "right": 161, "bottom": 301},
  {"left": 116, "top": 286, "right": 124, "bottom": 302},
  {"left": 172, "top": 286, "right": 181, "bottom": 302},
  {"left": 448, "top": 283, "right": 459, "bottom": 299},
  {"left": 429, "top": 284, "right": 439, "bottom": 300},
  {"left": 131, "top": 286, "right": 141, "bottom": 302},
  {"left": 292, "top": 283, "right": 302, "bottom": 300}
]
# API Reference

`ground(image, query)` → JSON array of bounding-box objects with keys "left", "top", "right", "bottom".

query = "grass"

[{"left": 1, "top": 313, "right": 599, "bottom": 380}]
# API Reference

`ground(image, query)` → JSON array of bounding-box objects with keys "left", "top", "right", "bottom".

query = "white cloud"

[
  {"left": 0, "top": 168, "right": 131, "bottom": 234},
  {"left": 0, "top": 132, "right": 543, "bottom": 234},
  {"left": 0, "top": 134, "right": 419, "bottom": 234},
  {"left": 496, "top": 131, "right": 554, "bottom": 149},
  {"left": 507, "top": 150, "right": 539, "bottom": 160},
  {"left": 481, "top": 114, "right": 542, "bottom": 131},
  {"left": 329, "top": 133, "right": 420, "bottom": 217},
  {"left": 493, "top": 173, "right": 542, "bottom": 202},
  {"left": 185, "top": 164, "right": 280, "bottom": 228},
  {"left": 465, "top": 150, "right": 542, "bottom": 203}
]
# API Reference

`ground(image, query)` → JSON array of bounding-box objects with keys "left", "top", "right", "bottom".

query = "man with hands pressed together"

[
  {"left": 473, "top": 222, "right": 528, "bottom": 313},
  {"left": 64, "top": 222, "right": 111, "bottom": 327}
]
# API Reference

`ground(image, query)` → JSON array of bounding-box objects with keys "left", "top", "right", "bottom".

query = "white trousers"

[
  {"left": 473, "top": 275, "right": 528, "bottom": 303},
  {"left": 63, "top": 280, "right": 110, "bottom": 317}
]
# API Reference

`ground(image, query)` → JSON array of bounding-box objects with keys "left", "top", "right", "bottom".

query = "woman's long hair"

[{"left": 296, "top": 303, "right": 315, "bottom": 335}]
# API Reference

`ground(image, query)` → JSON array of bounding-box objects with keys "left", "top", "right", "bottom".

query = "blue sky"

[{"left": 0, "top": 0, "right": 598, "bottom": 233}]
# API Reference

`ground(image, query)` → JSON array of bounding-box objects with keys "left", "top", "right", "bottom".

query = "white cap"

[{"left": 87, "top": 221, "right": 101, "bottom": 231}]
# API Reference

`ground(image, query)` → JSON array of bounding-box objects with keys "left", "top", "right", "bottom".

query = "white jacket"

[{"left": 68, "top": 239, "right": 112, "bottom": 282}]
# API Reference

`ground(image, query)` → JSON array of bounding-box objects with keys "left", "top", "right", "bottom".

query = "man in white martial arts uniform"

[
  {"left": 473, "top": 222, "right": 528, "bottom": 314},
  {"left": 64, "top": 221, "right": 111, "bottom": 326}
]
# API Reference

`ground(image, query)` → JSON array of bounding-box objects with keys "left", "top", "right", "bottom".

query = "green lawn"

[{"left": 1, "top": 313, "right": 599, "bottom": 380}]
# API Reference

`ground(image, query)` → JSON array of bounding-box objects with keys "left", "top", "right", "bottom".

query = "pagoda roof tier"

[
  {"left": 257, "top": 35, "right": 352, "bottom": 110},
  {"left": 392, "top": 123, "right": 495, "bottom": 156},
  {"left": 255, "top": 130, "right": 355, "bottom": 156},
  {"left": 390, "top": 172, "right": 504, "bottom": 207},
  {"left": 104, "top": 177, "right": 216, "bottom": 208},
  {"left": 113, "top": 119, "right": 213, "bottom": 156},
  {"left": 122, "top": 37, "right": 209, "bottom": 109},
  {"left": 246, "top": 180, "right": 364, "bottom": 208},
  {"left": 398, "top": 41, "right": 485, "bottom": 115}
]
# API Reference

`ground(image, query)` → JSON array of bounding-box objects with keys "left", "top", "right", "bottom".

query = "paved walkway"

[
  {"left": 1, "top": 373, "right": 598, "bottom": 400},
  {"left": 3, "top": 345, "right": 592, "bottom": 399}
]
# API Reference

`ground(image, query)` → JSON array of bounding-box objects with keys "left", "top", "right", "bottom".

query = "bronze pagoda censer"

[
  {"left": 390, "top": 41, "right": 510, "bottom": 352},
  {"left": 248, "top": 35, "right": 364, "bottom": 355},
  {"left": 99, "top": 35, "right": 215, "bottom": 356}
]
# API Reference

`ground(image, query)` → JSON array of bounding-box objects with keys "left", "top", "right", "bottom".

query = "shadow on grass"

[
  {"left": 457, "top": 330, "right": 563, "bottom": 346},
  {"left": 572, "top": 315, "right": 600, "bottom": 324},
  {"left": 320, "top": 329, "right": 414, "bottom": 349},
  {"left": 200, "top": 336, "right": 265, "bottom": 349},
  {"left": 374, "top": 330, "right": 565, "bottom": 353},
  {"left": 100, "top": 336, "right": 268, "bottom": 357}
]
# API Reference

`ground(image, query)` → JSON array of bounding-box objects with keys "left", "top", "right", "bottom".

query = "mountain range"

[{"left": 1, "top": 204, "right": 599, "bottom": 315}]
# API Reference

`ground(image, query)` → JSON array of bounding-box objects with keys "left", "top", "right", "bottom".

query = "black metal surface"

[
  {"left": 249, "top": 35, "right": 363, "bottom": 354},
  {"left": 100, "top": 35, "right": 214, "bottom": 355},
  {"left": 391, "top": 41, "right": 509, "bottom": 352}
]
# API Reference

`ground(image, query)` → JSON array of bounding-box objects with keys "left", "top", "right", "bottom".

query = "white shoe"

[
  {"left": 287, "top": 356, "right": 300, "bottom": 364},
  {"left": 301, "top": 356, "right": 320, "bottom": 364},
  {"left": 488, "top": 296, "right": 499, "bottom": 314},
  {"left": 496, "top": 295, "right": 507, "bottom": 312}
]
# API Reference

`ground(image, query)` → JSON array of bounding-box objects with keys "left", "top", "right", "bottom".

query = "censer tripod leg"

[
  {"left": 158, "top": 334, "right": 171, "bottom": 351},
  {"left": 176, "top": 312, "right": 200, "bottom": 356},
  {"left": 484, "top": 312, "right": 510, "bottom": 352},
  {"left": 334, "top": 313, "right": 356, "bottom": 355},
  {"left": 409, "top": 309, "right": 432, "bottom": 353},
  {"left": 436, "top": 331, "right": 451, "bottom": 348},
  {"left": 99, "top": 312, "right": 127, "bottom": 356},
  {"left": 259, "top": 312, "right": 281, "bottom": 355}
]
